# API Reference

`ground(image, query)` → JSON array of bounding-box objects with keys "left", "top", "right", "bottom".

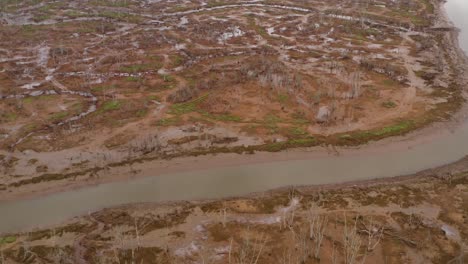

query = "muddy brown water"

[{"left": 1, "top": 1, "right": 468, "bottom": 234}]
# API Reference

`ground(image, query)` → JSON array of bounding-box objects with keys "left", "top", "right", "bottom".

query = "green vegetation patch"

[
  {"left": 120, "top": 64, "right": 157, "bottom": 73},
  {"left": 246, "top": 16, "right": 269, "bottom": 39},
  {"left": 277, "top": 93, "right": 289, "bottom": 104},
  {"left": 91, "top": 85, "right": 116, "bottom": 93},
  {"left": 0, "top": 236, "right": 16, "bottom": 244},
  {"left": 288, "top": 126, "right": 307, "bottom": 136},
  {"left": 337, "top": 120, "right": 415, "bottom": 145},
  {"left": 169, "top": 94, "right": 209, "bottom": 115},
  {"left": 22, "top": 95, "right": 57, "bottom": 104},
  {"left": 90, "top": 0, "right": 132, "bottom": 7},
  {"left": 147, "top": 95, "right": 161, "bottom": 101},
  {"left": 97, "top": 11, "right": 142, "bottom": 23},
  {"left": 126, "top": 76, "right": 141, "bottom": 82},
  {"left": 65, "top": 10, "right": 89, "bottom": 18},
  {"left": 262, "top": 137, "right": 317, "bottom": 152},
  {"left": 49, "top": 111, "right": 69, "bottom": 121},
  {"left": 156, "top": 117, "right": 182, "bottom": 126},
  {"left": 199, "top": 111, "right": 242, "bottom": 122},
  {"left": 290, "top": 111, "right": 310, "bottom": 125},
  {"left": 381, "top": 101, "right": 397, "bottom": 108},
  {"left": 101, "top": 100, "right": 122, "bottom": 112},
  {"left": 1, "top": 112, "right": 18, "bottom": 123},
  {"left": 206, "top": 0, "right": 229, "bottom": 8},
  {"left": 168, "top": 55, "right": 185, "bottom": 68},
  {"left": 420, "top": 0, "right": 434, "bottom": 14},
  {"left": 136, "top": 109, "right": 147, "bottom": 117},
  {"left": 32, "top": 3, "right": 63, "bottom": 22},
  {"left": 381, "top": 78, "right": 399, "bottom": 87},
  {"left": 263, "top": 114, "right": 281, "bottom": 133},
  {"left": 161, "top": 74, "right": 175, "bottom": 83},
  {"left": 370, "top": 121, "right": 414, "bottom": 136}
]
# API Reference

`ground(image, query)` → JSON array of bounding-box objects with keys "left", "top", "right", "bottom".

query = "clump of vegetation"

[
  {"left": 288, "top": 126, "right": 307, "bottom": 137},
  {"left": 262, "top": 137, "right": 316, "bottom": 152},
  {"left": 161, "top": 75, "right": 175, "bottom": 83},
  {"left": 120, "top": 64, "right": 157, "bottom": 73},
  {"left": 101, "top": 100, "right": 122, "bottom": 112},
  {"left": 126, "top": 76, "right": 141, "bottom": 82},
  {"left": 0, "top": 236, "right": 16, "bottom": 244},
  {"left": 277, "top": 93, "right": 289, "bottom": 104},
  {"left": 381, "top": 101, "right": 397, "bottom": 108},
  {"left": 97, "top": 11, "right": 142, "bottom": 23},
  {"left": 168, "top": 55, "right": 185, "bottom": 68},
  {"left": 0, "top": 112, "right": 18, "bottom": 123},
  {"left": 338, "top": 120, "right": 414, "bottom": 144},
  {"left": 156, "top": 117, "right": 182, "bottom": 126},
  {"left": 200, "top": 112, "right": 242, "bottom": 122},
  {"left": 167, "top": 87, "right": 198, "bottom": 103},
  {"left": 49, "top": 111, "right": 69, "bottom": 121},
  {"left": 169, "top": 94, "right": 209, "bottom": 115},
  {"left": 90, "top": 0, "right": 132, "bottom": 7}
]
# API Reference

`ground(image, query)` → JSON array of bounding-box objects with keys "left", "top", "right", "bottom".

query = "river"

[{"left": 0, "top": 0, "right": 467, "bottom": 234}]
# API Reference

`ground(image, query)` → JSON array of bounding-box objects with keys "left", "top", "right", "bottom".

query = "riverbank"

[{"left": 0, "top": 115, "right": 466, "bottom": 202}]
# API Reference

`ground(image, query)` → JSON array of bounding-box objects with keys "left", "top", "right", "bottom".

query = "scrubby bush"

[{"left": 167, "top": 86, "right": 198, "bottom": 103}]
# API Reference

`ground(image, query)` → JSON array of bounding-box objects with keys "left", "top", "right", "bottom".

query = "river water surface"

[{"left": 0, "top": 1, "right": 468, "bottom": 233}]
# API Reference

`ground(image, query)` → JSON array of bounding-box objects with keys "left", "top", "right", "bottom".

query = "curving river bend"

[{"left": 0, "top": 0, "right": 468, "bottom": 234}]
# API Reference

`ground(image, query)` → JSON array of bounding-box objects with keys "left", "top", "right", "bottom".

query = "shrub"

[{"left": 167, "top": 87, "right": 198, "bottom": 103}]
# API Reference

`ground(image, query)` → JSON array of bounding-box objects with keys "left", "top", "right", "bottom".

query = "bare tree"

[
  {"left": 221, "top": 207, "right": 228, "bottom": 228},
  {"left": 281, "top": 191, "right": 300, "bottom": 231},
  {"left": 18, "top": 232, "right": 38, "bottom": 263},
  {"left": 280, "top": 247, "right": 295, "bottom": 264},
  {"left": 134, "top": 217, "right": 141, "bottom": 249},
  {"left": 343, "top": 213, "right": 364, "bottom": 264},
  {"left": 350, "top": 71, "right": 362, "bottom": 99},
  {"left": 281, "top": 207, "right": 296, "bottom": 231},
  {"left": 0, "top": 246, "right": 4, "bottom": 264},
  {"left": 447, "top": 242, "right": 468, "bottom": 264},
  {"left": 230, "top": 230, "right": 267, "bottom": 264},
  {"left": 332, "top": 240, "right": 339, "bottom": 264},
  {"left": 360, "top": 217, "right": 384, "bottom": 252},
  {"left": 309, "top": 212, "right": 329, "bottom": 260},
  {"left": 294, "top": 226, "right": 310, "bottom": 263}
]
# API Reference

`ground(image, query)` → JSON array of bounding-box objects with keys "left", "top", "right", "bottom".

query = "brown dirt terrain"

[
  {"left": 0, "top": 156, "right": 467, "bottom": 264},
  {"left": 0, "top": 0, "right": 466, "bottom": 191}
]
